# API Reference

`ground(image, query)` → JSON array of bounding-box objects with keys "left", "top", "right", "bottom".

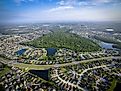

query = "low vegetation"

[
  {"left": 13, "top": 63, "right": 53, "bottom": 71},
  {"left": 0, "top": 65, "right": 10, "bottom": 77}
]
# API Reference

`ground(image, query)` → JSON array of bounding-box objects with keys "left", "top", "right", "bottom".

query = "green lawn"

[
  {"left": 13, "top": 63, "right": 53, "bottom": 71},
  {"left": 107, "top": 79, "right": 117, "bottom": 91},
  {"left": 0, "top": 66, "right": 11, "bottom": 77}
]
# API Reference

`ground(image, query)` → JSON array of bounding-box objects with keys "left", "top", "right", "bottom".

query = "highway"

[
  {"left": 0, "top": 56, "right": 121, "bottom": 70},
  {"left": 12, "top": 56, "right": 121, "bottom": 70}
]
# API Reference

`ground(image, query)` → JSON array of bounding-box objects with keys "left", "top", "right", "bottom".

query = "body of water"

[
  {"left": 99, "top": 42, "right": 114, "bottom": 49},
  {"left": 114, "top": 83, "right": 121, "bottom": 91},
  {"left": 46, "top": 48, "right": 57, "bottom": 56},
  {"left": 16, "top": 49, "right": 26, "bottom": 56},
  {"left": 29, "top": 70, "right": 49, "bottom": 80}
]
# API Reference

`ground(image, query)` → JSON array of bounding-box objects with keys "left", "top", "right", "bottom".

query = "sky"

[{"left": 0, "top": 0, "right": 121, "bottom": 23}]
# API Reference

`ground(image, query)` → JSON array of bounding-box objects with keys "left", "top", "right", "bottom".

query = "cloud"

[
  {"left": 23, "top": 6, "right": 120, "bottom": 22},
  {"left": 56, "top": 0, "right": 121, "bottom": 7},
  {"left": 14, "top": 0, "right": 34, "bottom": 4},
  {"left": 48, "top": 6, "right": 74, "bottom": 12},
  {"left": 2, "top": 0, "right": 121, "bottom": 23},
  {"left": 57, "top": 0, "right": 78, "bottom": 6},
  {"left": 94, "top": 0, "right": 113, "bottom": 3},
  {"left": 14, "top": 0, "right": 24, "bottom": 4},
  {"left": 78, "top": 1, "right": 97, "bottom": 6},
  {"left": 57, "top": 0, "right": 65, "bottom": 6},
  {"left": 56, "top": 0, "right": 92, "bottom": 7},
  {"left": 49, "top": 7, "right": 121, "bottom": 21},
  {"left": 4, "top": 6, "right": 121, "bottom": 23}
]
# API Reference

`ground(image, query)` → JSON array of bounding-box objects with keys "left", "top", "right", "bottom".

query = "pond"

[
  {"left": 29, "top": 69, "right": 49, "bottom": 81},
  {"left": 114, "top": 83, "right": 121, "bottom": 91},
  {"left": 16, "top": 48, "right": 26, "bottom": 56},
  {"left": 99, "top": 42, "right": 114, "bottom": 49},
  {"left": 46, "top": 48, "right": 57, "bottom": 56}
]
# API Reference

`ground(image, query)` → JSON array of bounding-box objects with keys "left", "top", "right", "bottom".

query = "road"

[
  {"left": 0, "top": 57, "right": 13, "bottom": 64},
  {"left": 55, "top": 69, "right": 85, "bottom": 91},
  {"left": 51, "top": 57, "right": 121, "bottom": 91},
  {"left": 12, "top": 56, "right": 121, "bottom": 70},
  {"left": 0, "top": 56, "right": 121, "bottom": 70}
]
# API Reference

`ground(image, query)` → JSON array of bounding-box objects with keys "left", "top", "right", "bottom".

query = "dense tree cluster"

[{"left": 22, "top": 31, "right": 101, "bottom": 52}]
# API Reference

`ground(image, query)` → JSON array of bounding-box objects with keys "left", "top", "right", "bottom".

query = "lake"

[
  {"left": 46, "top": 48, "right": 57, "bottom": 56},
  {"left": 16, "top": 48, "right": 26, "bottom": 56},
  {"left": 114, "top": 83, "right": 121, "bottom": 91},
  {"left": 99, "top": 42, "right": 114, "bottom": 49},
  {"left": 29, "top": 69, "right": 49, "bottom": 81}
]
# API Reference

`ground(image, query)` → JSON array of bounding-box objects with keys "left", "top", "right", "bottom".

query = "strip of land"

[{"left": 12, "top": 56, "right": 121, "bottom": 71}]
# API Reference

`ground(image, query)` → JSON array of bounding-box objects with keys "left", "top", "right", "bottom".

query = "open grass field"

[
  {"left": 13, "top": 63, "right": 53, "bottom": 71},
  {"left": 107, "top": 79, "right": 117, "bottom": 91},
  {"left": 0, "top": 66, "right": 11, "bottom": 77}
]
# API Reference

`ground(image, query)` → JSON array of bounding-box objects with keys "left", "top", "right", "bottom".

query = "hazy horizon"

[{"left": 1, "top": 0, "right": 121, "bottom": 24}]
